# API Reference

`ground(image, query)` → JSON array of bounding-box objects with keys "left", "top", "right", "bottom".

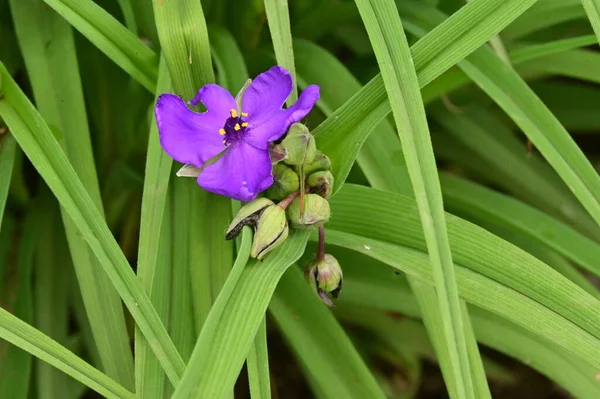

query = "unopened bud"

[
  {"left": 266, "top": 164, "right": 300, "bottom": 201},
  {"left": 287, "top": 194, "right": 330, "bottom": 229},
  {"left": 304, "top": 151, "right": 331, "bottom": 175},
  {"left": 251, "top": 205, "right": 289, "bottom": 260},
  {"left": 225, "top": 198, "right": 273, "bottom": 240},
  {"left": 280, "top": 123, "right": 316, "bottom": 166},
  {"left": 307, "top": 170, "right": 334, "bottom": 199},
  {"left": 305, "top": 254, "right": 343, "bottom": 306}
]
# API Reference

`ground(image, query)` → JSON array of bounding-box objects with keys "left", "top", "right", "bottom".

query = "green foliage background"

[{"left": 1, "top": 0, "right": 600, "bottom": 397}]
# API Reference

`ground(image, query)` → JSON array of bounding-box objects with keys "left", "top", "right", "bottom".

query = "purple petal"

[
  {"left": 155, "top": 94, "right": 227, "bottom": 166},
  {"left": 196, "top": 142, "right": 274, "bottom": 201},
  {"left": 242, "top": 66, "right": 293, "bottom": 120},
  {"left": 244, "top": 85, "right": 320, "bottom": 149},
  {"left": 189, "top": 84, "right": 236, "bottom": 119}
]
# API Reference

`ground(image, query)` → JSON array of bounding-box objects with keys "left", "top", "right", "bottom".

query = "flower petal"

[
  {"left": 155, "top": 94, "right": 226, "bottom": 166},
  {"left": 189, "top": 84, "right": 236, "bottom": 119},
  {"left": 241, "top": 66, "right": 293, "bottom": 119},
  {"left": 244, "top": 85, "right": 320, "bottom": 149},
  {"left": 197, "top": 142, "right": 274, "bottom": 201}
]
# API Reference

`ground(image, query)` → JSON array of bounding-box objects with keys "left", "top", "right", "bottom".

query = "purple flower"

[{"left": 155, "top": 66, "right": 320, "bottom": 201}]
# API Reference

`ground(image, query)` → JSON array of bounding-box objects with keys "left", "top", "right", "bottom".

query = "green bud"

[
  {"left": 304, "top": 151, "right": 331, "bottom": 175},
  {"left": 287, "top": 194, "right": 330, "bottom": 229},
  {"left": 251, "top": 205, "right": 289, "bottom": 260},
  {"left": 307, "top": 170, "right": 334, "bottom": 199},
  {"left": 266, "top": 164, "right": 300, "bottom": 201},
  {"left": 225, "top": 197, "right": 273, "bottom": 240},
  {"left": 280, "top": 123, "right": 316, "bottom": 166},
  {"left": 305, "top": 254, "right": 343, "bottom": 306}
]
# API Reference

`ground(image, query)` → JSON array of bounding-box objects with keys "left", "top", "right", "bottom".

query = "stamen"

[
  {"left": 241, "top": 112, "right": 248, "bottom": 117},
  {"left": 241, "top": 122, "right": 249, "bottom": 127},
  {"left": 234, "top": 123, "right": 241, "bottom": 131},
  {"left": 222, "top": 139, "right": 227, "bottom": 145},
  {"left": 230, "top": 109, "right": 238, "bottom": 117},
  {"left": 219, "top": 128, "right": 226, "bottom": 135}
]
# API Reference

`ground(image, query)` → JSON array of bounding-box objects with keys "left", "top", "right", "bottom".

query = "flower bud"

[
  {"left": 287, "top": 194, "right": 330, "bottom": 229},
  {"left": 266, "top": 164, "right": 300, "bottom": 201},
  {"left": 304, "top": 151, "right": 331, "bottom": 175},
  {"left": 305, "top": 254, "right": 343, "bottom": 306},
  {"left": 251, "top": 205, "right": 289, "bottom": 260},
  {"left": 280, "top": 123, "right": 316, "bottom": 166},
  {"left": 225, "top": 197, "right": 273, "bottom": 240},
  {"left": 307, "top": 170, "right": 334, "bottom": 199}
]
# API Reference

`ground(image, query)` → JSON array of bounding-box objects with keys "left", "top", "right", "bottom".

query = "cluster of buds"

[{"left": 226, "top": 123, "right": 342, "bottom": 306}]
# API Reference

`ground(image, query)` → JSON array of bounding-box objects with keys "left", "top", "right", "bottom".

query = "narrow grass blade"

[
  {"left": 34, "top": 194, "right": 81, "bottom": 399},
  {"left": 0, "top": 134, "right": 15, "bottom": 231},
  {"left": 9, "top": 0, "right": 135, "bottom": 385},
  {"left": 0, "top": 307, "right": 135, "bottom": 399},
  {"left": 116, "top": 0, "right": 138, "bottom": 33},
  {"left": 42, "top": 0, "right": 158, "bottom": 91},
  {"left": 170, "top": 178, "right": 197, "bottom": 360},
  {"left": 152, "top": 0, "right": 214, "bottom": 97},
  {"left": 0, "top": 208, "right": 37, "bottom": 398},
  {"left": 354, "top": 1, "right": 481, "bottom": 397},
  {"left": 172, "top": 232, "right": 309, "bottom": 399},
  {"left": 270, "top": 266, "right": 386, "bottom": 399},
  {"left": 246, "top": 318, "right": 271, "bottom": 399},
  {"left": 0, "top": 62, "right": 185, "bottom": 385},
  {"left": 509, "top": 35, "right": 598, "bottom": 63},
  {"left": 135, "top": 56, "right": 173, "bottom": 399},
  {"left": 264, "top": 0, "right": 297, "bottom": 104},
  {"left": 440, "top": 173, "right": 600, "bottom": 278}
]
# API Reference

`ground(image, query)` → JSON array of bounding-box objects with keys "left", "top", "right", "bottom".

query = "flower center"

[{"left": 219, "top": 109, "right": 249, "bottom": 146}]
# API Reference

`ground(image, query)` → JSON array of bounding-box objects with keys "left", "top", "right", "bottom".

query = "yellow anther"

[
  {"left": 234, "top": 123, "right": 241, "bottom": 131},
  {"left": 241, "top": 122, "right": 249, "bottom": 127},
  {"left": 230, "top": 109, "right": 238, "bottom": 117},
  {"left": 241, "top": 112, "right": 248, "bottom": 117},
  {"left": 219, "top": 128, "right": 226, "bottom": 135}
]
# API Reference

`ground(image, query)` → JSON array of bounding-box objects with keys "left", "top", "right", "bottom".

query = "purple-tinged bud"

[{"left": 305, "top": 254, "right": 343, "bottom": 307}]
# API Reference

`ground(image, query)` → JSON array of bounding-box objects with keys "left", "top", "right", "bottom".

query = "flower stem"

[
  {"left": 278, "top": 187, "right": 309, "bottom": 209},
  {"left": 317, "top": 225, "right": 325, "bottom": 261}
]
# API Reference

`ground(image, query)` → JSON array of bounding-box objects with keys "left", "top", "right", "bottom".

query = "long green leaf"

[
  {"left": 9, "top": 0, "right": 135, "bottom": 386},
  {"left": 135, "top": 57, "right": 173, "bottom": 399},
  {"left": 246, "top": 318, "right": 271, "bottom": 399},
  {"left": 42, "top": 0, "right": 158, "bottom": 91},
  {"left": 440, "top": 173, "right": 600, "bottom": 278},
  {"left": 0, "top": 62, "right": 185, "bottom": 385},
  {"left": 264, "top": 0, "right": 297, "bottom": 104},
  {"left": 0, "top": 307, "right": 135, "bottom": 399},
  {"left": 355, "top": 1, "right": 481, "bottom": 397},
  {"left": 0, "top": 208, "right": 36, "bottom": 398},
  {"left": 0, "top": 134, "right": 15, "bottom": 231}
]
